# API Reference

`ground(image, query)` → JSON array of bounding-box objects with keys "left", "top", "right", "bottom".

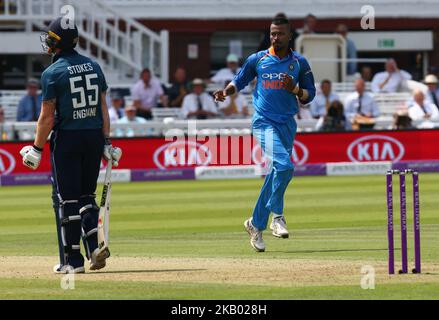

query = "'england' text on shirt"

[{"left": 73, "top": 107, "right": 97, "bottom": 119}]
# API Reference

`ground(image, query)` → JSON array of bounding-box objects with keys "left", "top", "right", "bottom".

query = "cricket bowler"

[
  {"left": 214, "top": 17, "right": 316, "bottom": 252},
  {"left": 20, "top": 17, "right": 121, "bottom": 273}
]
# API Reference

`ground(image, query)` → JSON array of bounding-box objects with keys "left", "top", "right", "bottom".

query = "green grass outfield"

[{"left": 0, "top": 174, "right": 439, "bottom": 299}]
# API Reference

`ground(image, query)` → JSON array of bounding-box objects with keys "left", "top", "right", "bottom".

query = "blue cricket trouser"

[{"left": 251, "top": 114, "right": 297, "bottom": 231}]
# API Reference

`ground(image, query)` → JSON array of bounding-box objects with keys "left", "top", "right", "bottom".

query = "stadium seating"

[
  {"left": 332, "top": 82, "right": 372, "bottom": 92},
  {"left": 373, "top": 92, "right": 412, "bottom": 116},
  {"left": 152, "top": 108, "right": 183, "bottom": 120},
  {"left": 1, "top": 84, "right": 438, "bottom": 141},
  {"left": 0, "top": 90, "right": 26, "bottom": 121},
  {"left": 0, "top": 87, "right": 421, "bottom": 121}
]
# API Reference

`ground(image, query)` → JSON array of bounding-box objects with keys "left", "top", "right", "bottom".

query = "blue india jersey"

[
  {"left": 232, "top": 47, "right": 316, "bottom": 123},
  {"left": 41, "top": 50, "right": 108, "bottom": 130}
]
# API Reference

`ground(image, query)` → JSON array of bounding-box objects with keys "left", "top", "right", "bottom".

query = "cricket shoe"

[
  {"left": 270, "top": 216, "right": 289, "bottom": 238},
  {"left": 89, "top": 247, "right": 110, "bottom": 271},
  {"left": 244, "top": 218, "right": 265, "bottom": 252},
  {"left": 53, "top": 264, "right": 85, "bottom": 274}
]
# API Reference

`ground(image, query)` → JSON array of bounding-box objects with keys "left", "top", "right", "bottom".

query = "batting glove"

[
  {"left": 103, "top": 138, "right": 113, "bottom": 161},
  {"left": 20, "top": 145, "right": 42, "bottom": 170},
  {"left": 103, "top": 138, "right": 122, "bottom": 167},
  {"left": 111, "top": 147, "right": 122, "bottom": 167}
]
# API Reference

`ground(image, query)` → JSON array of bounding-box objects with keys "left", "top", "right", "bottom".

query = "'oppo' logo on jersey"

[
  {"left": 252, "top": 140, "right": 309, "bottom": 166},
  {"left": 153, "top": 141, "right": 212, "bottom": 170},
  {"left": 261, "top": 73, "right": 287, "bottom": 80},
  {"left": 261, "top": 73, "right": 294, "bottom": 90},
  {"left": 347, "top": 135, "right": 405, "bottom": 162},
  {"left": 0, "top": 149, "right": 16, "bottom": 175}
]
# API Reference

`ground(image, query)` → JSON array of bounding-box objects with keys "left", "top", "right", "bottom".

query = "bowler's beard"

[{"left": 273, "top": 42, "right": 288, "bottom": 52}]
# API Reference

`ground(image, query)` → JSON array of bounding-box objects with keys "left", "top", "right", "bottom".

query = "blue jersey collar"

[
  {"left": 52, "top": 49, "right": 78, "bottom": 63},
  {"left": 268, "top": 47, "right": 293, "bottom": 61}
]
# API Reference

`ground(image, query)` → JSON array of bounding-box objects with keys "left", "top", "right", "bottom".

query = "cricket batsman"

[
  {"left": 20, "top": 17, "right": 121, "bottom": 273},
  {"left": 214, "top": 17, "right": 316, "bottom": 252}
]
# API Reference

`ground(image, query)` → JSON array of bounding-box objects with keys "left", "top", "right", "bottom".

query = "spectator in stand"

[
  {"left": 115, "top": 104, "right": 147, "bottom": 137},
  {"left": 371, "top": 59, "right": 412, "bottom": 93},
  {"left": 410, "top": 53, "right": 424, "bottom": 82},
  {"left": 407, "top": 89, "right": 439, "bottom": 121},
  {"left": 393, "top": 108, "right": 413, "bottom": 130},
  {"left": 108, "top": 91, "right": 125, "bottom": 123},
  {"left": 131, "top": 68, "right": 168, "bottom": 120},
  {"left": 296, "top": 101, "right": 313, "bottom": 120},
  {"left": 181, "top": 78, "right": 217, "bottom": 119},
  {"left": 117, "top": 104, "right": 147, "bottom": 124},
  {"left": 167, "top": 67, "right": 190, "bottom": 108},
  {"left": 210, "top": 53, "right": 240, "bottom": 85},
  {"left": 218, "top": 81, "right": 249, "bottom": 118},
  {"left": 319, "top": 100, "right": 347, "bottom": 132},
  {"left": 361, "top": 65, "right": 373, "bottom": 82},
  {"left": 210, "top": 54, "right": 253, "bottom": 94},
  {"left": 0, "top": 106, "right": 10, "bottom": 140},
  {"left": 335, "top": 24, "right": 357, "bottom": 76},
  {"left": 258, "top": 12, "right": 298, "bottom": 51},
  {"left": 297, "top": 14, "right": 318, "bottom": 35},
  {"left": 310, "top": 79, "right": 340, "bottom": 119},
  {"left": 344, "top": 78, "right": 380, "bottom": 130},
  {"left": 423, "top": 74, "right": 439, "bottom": 111},
  {"left": 16, "top": 78, "right": 42, "bottom": 122}
]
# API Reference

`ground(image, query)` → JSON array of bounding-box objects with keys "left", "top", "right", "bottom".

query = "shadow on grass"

[
  {"left": 90, "top": 268, "right": 206, "bottom": 275},
  {"left": 271, "top": 248, "right": 389, "bottom": 254}
]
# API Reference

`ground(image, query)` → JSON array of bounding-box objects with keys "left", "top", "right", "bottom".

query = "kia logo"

[
  {"left": 0, "top": 149, "right": 16, "bottom": 175},
  {"left": 347, "top": 135, "right": 405, "bottom": 162},
  {"left": 153, "top": 141, "right": 212, "bottom": 170},
  {"left": 252, "top": 140, "right": 309, "bottom": 165}
]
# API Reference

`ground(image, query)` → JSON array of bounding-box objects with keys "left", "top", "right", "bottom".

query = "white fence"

[
  {"left": 0, "top": 0, "right": 169, "bottom": 83},
  {"left": 3, "top": 115, "right": 439, "bottom": 142}
]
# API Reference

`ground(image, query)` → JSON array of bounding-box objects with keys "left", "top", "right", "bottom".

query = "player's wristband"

[
  {"left": 104, "top": 137, "right": 112, "bottom": 145},
  {"left": 33, "top": 145, "right": 43, "bottom": 152},
  {"left": 293, "top": 86, "right": 304, "bottom": 98}
]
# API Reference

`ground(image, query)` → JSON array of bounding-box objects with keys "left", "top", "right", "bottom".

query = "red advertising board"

[{"left": 1, "top": 129, "right": 439, "bottom": 174}]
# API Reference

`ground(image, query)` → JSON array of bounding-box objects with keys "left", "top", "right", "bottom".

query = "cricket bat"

[{"left": 97, "top": 160, "right": 112, "bottom": 252}]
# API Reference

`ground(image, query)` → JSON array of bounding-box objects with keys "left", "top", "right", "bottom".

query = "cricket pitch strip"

[{"left": 1, "top": 255, "right": 438, "bottom": 288}]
